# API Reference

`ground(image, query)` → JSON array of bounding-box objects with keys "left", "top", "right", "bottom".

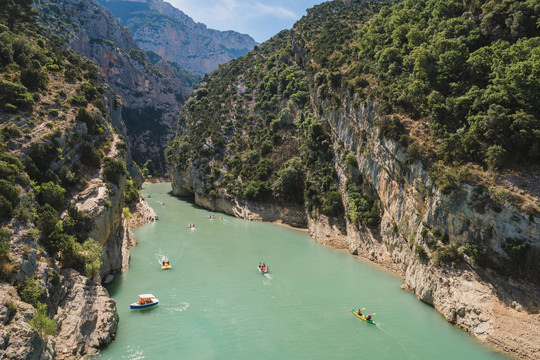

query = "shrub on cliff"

[
  {"left": 344, "top": 152, "right": 358, "bottom": 168},
  {"left": 0, "top": 179, "right": 20, "bottom": 210},
  {"left": 102, "top": 157, "right": 126, "bottom": 186},
  {"left": 321, "top": 191, "right": 344, "bottom": 217},
  {"left": 62, "top": 204, "right": 92, "bottom": 243},
  {"left": 20, "top": 67, "right": 49, "bottom": 91},
  {"left": 36, "top": 204, "right": 59, "bottom": 238},
  {"left": 346, "top": 182, "right": 380, "bottom": 229},
  {"left": 76, "top": 108, "right": 104, "bottom": 135},
  {"left": 81, "top": 145, "right": 102, "bottom": 169},
  {"left": 35, "top": 181, "right": 66, "bottom": 211},
  {"left": 80, "top": 238, "right": 102, "bottom": 281},
  {"left": 16, "top": 276, "right": 43, "bottom": 307},
  {"left": 0, "top": 228, "right": 11, "bottom": 263},
  {"left": 0, "top": 78, "right": 34, "bottom": 110},
  {"left": 29, "top": 302, "right": 58, "bottom": 339},
  {"left": 271, "top": 157, "right": 304, "bottom": 204},
  {"left": 124, "top": 178, "right": 140, "bottom": 205},
  {"left": 0, "top": 195, "right": 13, "bottom": 221},
  {"left": 431, "top": 243, "right": 461, "bottom": 266}
]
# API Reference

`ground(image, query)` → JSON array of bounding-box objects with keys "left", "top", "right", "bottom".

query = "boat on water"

[
  {"left": 258, "top": 265, "right": 269, "bottom": 274},
  {"left": 130, "top": 294, "right": 159, "bottom": 309},
  {"left": 161, "top": 260, "right": 171, "bottom": 270},
  {"left": 351, "top": 310, "right": 375, "bottom": 325}
]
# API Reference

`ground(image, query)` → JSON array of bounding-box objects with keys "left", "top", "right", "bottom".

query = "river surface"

[{"left": 94, "top": 183, "right": 511, "bottom": 360}]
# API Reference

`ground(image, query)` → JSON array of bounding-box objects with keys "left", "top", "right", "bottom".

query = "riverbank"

[
  {"left": 307, "top": 223, "right": 538, "bottom": 360},
  {"left": 100, "top": 182, "right": 512, "bottom": 360},
  {"left": 139, "top": 181, "right": 538, "bottom": 359}
]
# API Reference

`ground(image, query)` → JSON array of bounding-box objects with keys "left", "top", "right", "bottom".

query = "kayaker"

[
  {"left": 366, "top": 314, "right": 372, "bottom": 321},
  {"left": 356, "top": 309, "right": 363, "bottom": 316}
]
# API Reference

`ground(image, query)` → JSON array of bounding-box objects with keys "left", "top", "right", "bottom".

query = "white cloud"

[{"left": 253, "top": 3, "right": 297, "bottom": 19}]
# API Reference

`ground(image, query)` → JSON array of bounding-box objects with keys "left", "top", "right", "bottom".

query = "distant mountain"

[{"left": 97, "top": 0, "right": 257, "bottom": 74}]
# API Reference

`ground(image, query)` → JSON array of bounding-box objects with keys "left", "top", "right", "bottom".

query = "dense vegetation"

[
  {"left": 0, "top": 0, "right": 134, "bottom": 312},
  {"left": 167, "top": 0, "right": 538, "bottom": 275},
  {"left": 167, "top": 1, "right": 382, "bottom": 222}
]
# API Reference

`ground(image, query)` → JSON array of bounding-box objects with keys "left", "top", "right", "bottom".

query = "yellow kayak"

[{"left": 351, "top": 310, "right": 375, "bottom": 325}]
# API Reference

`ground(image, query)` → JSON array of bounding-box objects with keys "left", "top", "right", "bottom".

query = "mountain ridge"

[{"left": 97, "top": 0, "right": 257, "bottom": 74}]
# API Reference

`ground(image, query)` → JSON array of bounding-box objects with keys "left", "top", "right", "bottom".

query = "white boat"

[
  {"left": 258, "top": 265, "right": 269, "bottom": 274},
  {"left": 130, "top": 294, "right": 159, "bottom": 309}
]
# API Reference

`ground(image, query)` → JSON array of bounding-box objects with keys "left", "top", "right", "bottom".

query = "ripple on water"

[
  {"left": 124, "top": 345, "right": 144, "bottom": 360},
  {"left": 165, "top": 301, "right": 190, "bottom": 312}
]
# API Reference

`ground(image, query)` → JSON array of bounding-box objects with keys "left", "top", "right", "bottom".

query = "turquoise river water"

[{"left": 93, "top": 183, "right": 512, "bottom": 360}]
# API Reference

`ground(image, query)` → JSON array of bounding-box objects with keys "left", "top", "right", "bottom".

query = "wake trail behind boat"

[{"left": 376, "top": 323, "right": 412, "bottom": 360}]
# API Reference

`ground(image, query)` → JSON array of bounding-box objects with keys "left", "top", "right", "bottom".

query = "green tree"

[
  {"left": 36, "top": 204, "right": 59, "bottom": 237},
  {"left": 80, "top": 238, "right": 102, "bottom": 281},
  {"left": 102, "top": 157, "right": 127, "bottom": 186},
  {"left": 17, "top": 276, "right": 43, "bottom": 307},
  {"left": 36, "top": 182, "right": 66, "bottom": 210},
  {"left": 271, "top": 157, "right": 304, "bottom": 204},
  {"left": 28, "top": 302, "right": 58, "bottom": 339},
  {"left": 0, "top": 0, "right": 37, "bottom": 31},
  {"left": 0, "top": 228, "right": 11, "bottom": 263}
]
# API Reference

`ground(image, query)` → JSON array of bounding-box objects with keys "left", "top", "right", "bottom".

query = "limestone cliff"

[
  {"left": 313, "top": 95, "right": 540, "bottom": 359},
  {"left": 97, "top": 0, "right": 257, "bottom": 75},
  {"left": 38, "top": 0, "right": 197, "bottom": 174}
]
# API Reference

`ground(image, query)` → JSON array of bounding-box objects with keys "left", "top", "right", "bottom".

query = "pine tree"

[{"left": 0, "top": 0, "right": 37, "bottom": 31}]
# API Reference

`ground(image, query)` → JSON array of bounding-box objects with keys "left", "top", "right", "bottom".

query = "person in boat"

[
  {"left": 356, "top": 309, "right": 363, "bottom": 316},
  {"left": 366, "top": 314, "right": 372, "bottom": 321},
  {"left": 138, "top": 298, "right": 144, "bottom": 305},
  {"left": 258, "top": 263, "right": 262, "bottom": 269},
  {"left": 146, "top": 298, "right": 152, "bottom": 304}
]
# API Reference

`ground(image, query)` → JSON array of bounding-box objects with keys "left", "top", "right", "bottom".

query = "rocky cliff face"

[
  {"left": 97, "top": 0, "right": 257, "bottom": 75},
  {"left": 38, "top": 0, "right": 195, "bottom": 174},
  {"left": 313, "top": 94, "right": 540, "bottom": 359},
  {"left": 170, "top": 166, "right": 306, "bottom": 228}
]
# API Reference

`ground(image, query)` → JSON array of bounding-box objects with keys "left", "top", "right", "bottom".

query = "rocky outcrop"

[
  {"left": 170, "top": 168, "right": 306, "bottom": 228},
  {"left": 72, "top": 174, "right": 128, "bottom": 281},
  {"left": 0, "top": 284, "right": 55, "bottom": 360},
  {"left": 53, "top": 269, "right": 118, "bottom": 359},
  {"left": 98, "top": 0, "right": 257, "bottom": 74},
  {"left": 127, "top": 195, "right": 158, "bottom": 230}
]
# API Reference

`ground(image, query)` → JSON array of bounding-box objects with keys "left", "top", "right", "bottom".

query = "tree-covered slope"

[
  {"left": 167, "top": 0, "right": 539, "bottom": 273},
  {"left": 1, "top": 2, "right": 138, "bottom": 357}
]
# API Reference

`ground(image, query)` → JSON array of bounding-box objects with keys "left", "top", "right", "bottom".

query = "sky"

[{"left": 167, "top": 0, "right": 325, "bottom": 43}]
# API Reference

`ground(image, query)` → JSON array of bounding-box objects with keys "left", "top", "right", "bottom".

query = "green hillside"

[
  {"left": 0, "top": 1, "right": 136, "bottom": 281},
  {"left": 167, "top": 0, "right": 539, "bottom": 274}
]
